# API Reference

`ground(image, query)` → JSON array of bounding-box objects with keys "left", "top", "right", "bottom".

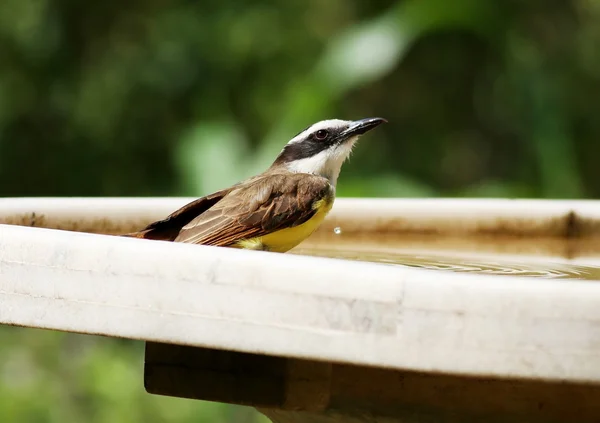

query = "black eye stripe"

[
  {"left": 274, "top": 136, "right": 336, "bottom": 163},
  {"left": 272, "top": 127, "right": 344, "bottom": 164}
]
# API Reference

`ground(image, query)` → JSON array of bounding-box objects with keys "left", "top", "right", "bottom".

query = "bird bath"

[{"left": 0, "top": 197, "right": 599, "bottom": 423}]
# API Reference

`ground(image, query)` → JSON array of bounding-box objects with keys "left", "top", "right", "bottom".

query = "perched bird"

[{"left": 126, "top": 117, "right": 386, "bottom": 252}]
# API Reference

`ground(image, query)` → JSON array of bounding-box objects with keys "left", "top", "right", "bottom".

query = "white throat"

[{"left": 284, "top": 137, "right": 357, "bottom": 186}]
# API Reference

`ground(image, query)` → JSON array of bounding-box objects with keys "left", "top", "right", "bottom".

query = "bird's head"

[{"left": 271, "top": 117, "right": 386, "bottom": 185}]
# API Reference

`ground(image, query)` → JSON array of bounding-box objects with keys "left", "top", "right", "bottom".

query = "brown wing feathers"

[
  {"left": 174, "top": 173, "right": 331, "bottom": 246},
  {"left": 125, "top": 172, "right": 332, "bottom": 247}
]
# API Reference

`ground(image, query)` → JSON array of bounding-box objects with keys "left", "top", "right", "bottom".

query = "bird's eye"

[{"left": 314, "top": 129, "right": 329, "bottom": 140}]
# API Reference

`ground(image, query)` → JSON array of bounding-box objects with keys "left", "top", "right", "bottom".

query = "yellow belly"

[{"left": 236, "top": 197, "right": 333, "bottom": 253}]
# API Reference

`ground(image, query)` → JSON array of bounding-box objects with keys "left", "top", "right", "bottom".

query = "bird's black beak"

[{"left": 341, "top": 117, "right": 387, "bottom": 138}]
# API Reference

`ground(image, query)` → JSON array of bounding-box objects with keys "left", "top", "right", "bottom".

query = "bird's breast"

[{"left": 237, "top": 196, "right": 334, "bottom": 253}]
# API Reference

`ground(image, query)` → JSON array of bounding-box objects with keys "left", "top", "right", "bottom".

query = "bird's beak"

[{"left": 340, "top": 117, "right": 387, "bottom": 139}]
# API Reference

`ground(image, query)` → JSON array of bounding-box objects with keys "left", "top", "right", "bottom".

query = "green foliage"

[
  {"left": 1, "top": 0, "right": 599, "bottom": 421},
  {"left": 1, "top": 0, "right": 598, "bottom": 199},
  {"left": 0, "top": 327, "right": 269, "bottom": 423}
]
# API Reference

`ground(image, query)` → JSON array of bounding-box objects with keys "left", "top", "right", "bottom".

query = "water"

[
  {"left": 294, "top": 233, "right": 600, "bottom": 280},
  {"left": 298, "top": 248, "right": 600, "bottom": 279}
]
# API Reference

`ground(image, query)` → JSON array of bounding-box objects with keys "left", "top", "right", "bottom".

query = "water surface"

[{"left": 294, "top": 233, "right": 600, "bottom": 280}]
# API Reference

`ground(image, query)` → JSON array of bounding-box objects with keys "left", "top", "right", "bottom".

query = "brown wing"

[
  {"left": 123, "top": 188, "right": 231, "bottom": 241},
  {"left": 173, "top": 172, "right": 332, "bottom": 246}
]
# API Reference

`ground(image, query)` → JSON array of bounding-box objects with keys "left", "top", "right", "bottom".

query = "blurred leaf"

[
  {"left": 176, "top": 121, "right": 250, "bottom": 194},
  {"left": 316, "top": 14, "right": 407, "bottom": 94}
]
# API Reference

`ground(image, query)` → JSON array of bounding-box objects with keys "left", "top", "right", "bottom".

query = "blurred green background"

[{"left": 1, "top": 0, "right": 599, "bottom": 422}]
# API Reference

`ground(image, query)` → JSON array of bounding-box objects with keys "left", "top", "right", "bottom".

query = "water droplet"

[{"left": 334, "top": 227, "right": 342, "bottom": 235}]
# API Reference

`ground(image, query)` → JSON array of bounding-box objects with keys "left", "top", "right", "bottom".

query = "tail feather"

[{"left": 118, "top": 187, "right": 229, "bottom": 242}]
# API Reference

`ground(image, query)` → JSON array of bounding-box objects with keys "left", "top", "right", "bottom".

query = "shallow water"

[
  {"left": 294, "top": 233, "right": 600, "bottom": 280},
  {"left": 296, "top": 248, "right": 600, "bottom": 280}
]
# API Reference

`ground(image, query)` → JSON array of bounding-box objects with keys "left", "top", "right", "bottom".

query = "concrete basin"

[{"left": 0, "top": 197, "right": 599, "bottom": 423}]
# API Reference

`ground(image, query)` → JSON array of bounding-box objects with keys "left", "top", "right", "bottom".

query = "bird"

[{"left": 125, "top": 117, "right": 386, "bottom": 252}]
